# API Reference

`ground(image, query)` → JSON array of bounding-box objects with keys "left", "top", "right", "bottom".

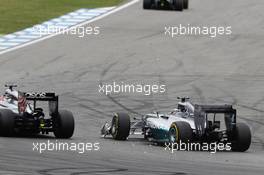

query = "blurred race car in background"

[
  {"left": 0, "top": 84, "right": 74, "bottom": 138},
  {"left": 143, "top": 0, "right": 189, "bottom": 11},
  {"left": 101, "top": 97, "right": 251, "bottom": 152}
]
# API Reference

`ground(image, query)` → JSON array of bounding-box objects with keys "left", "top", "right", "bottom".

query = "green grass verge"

[{"left": 0, "top": 0, "right": 123, "bottom": 34}]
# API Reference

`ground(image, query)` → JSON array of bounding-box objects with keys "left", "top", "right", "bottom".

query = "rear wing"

[
  {"left": 194, "top": 104, "right": 236, "bottom": 137},
  {"left": 196, "top": 105, "right": 236, "bottom": 114},
  {"left": 23, "top": 92, "right": 58, "bottom": 116}
]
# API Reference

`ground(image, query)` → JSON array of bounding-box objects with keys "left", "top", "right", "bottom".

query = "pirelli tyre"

[
  {"left": 169, "top": 121, "right": 193, "bottom": 144},
  {"left": 231, "top": 123, "right": 251, "bottom": 152},
  {"left": 173, "top": 0, "right": 184, "bottom": 11},
  {"left": 0, "top": 109, "right": 15, "bottom": 136},
  {"left": 183, "top": 0, "right": 188, "bottom": 9},
  {"left": 111, "top": 113, "right": 130, "bottom": 140},
  {"left": 143, "top": 0, "right": 153, "bottom": 9},
  {"left": 53, "top": 110, "right": 75, "bottom": 138}
]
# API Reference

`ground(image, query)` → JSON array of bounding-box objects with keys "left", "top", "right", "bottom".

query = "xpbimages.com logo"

[
  {"left": 33, "top": 25, "right": 100, "bottom": 37},
  {"left": 98, "top": 82, "right": 166, "bottom": 96},
  {"left": 32, "top": 140, "right": 100, "bottom": 154},
  {"left": 165, "top": 24, "right": 232, "bottom": 38},
  {"left": 164, "top": 141, "right": 232, "bottom": 153}
]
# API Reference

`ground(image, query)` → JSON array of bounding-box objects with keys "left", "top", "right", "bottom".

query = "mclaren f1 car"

[{"left": 0, "top": 84, "right": 74, "bottom": 138}]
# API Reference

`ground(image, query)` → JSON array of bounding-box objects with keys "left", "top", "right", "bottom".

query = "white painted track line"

[{"left": 0, "top": 0, "right": 140, "bottom": 55}]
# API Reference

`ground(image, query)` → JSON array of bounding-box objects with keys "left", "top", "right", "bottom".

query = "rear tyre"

[
  {"left": 143, "top": 0, "right": 152, "bottom": 9},
  {"left": 173, "top": 0, "right": 183, "bottom": 11},
  {"left": 231, "top": 123, "right": 251, "bottom": 152},
  {"left": 111, "top": 113, "right": 130, "bottom": 140},
  {"left": 183, "top": 0, "right": 188, "bottom": 9},
  {"left": 0, "top": 109, "right": 15, "bottom": 136},
  {"left": 169, "top": 121, "right": 192, "bottom": 144},
  {"left": 53, "top": 110, "right": 75, "bottom": 138}
]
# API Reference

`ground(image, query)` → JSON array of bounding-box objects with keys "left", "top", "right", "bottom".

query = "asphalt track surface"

[{"left": 0, "top": 0, "right": 264, "bottom": 174}]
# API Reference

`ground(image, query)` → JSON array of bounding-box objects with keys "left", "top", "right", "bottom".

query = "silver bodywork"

[
  {"left": 141, "top": 101, "right": 196, "bottom": 133},
  {"left": 101, "top": 99, "right": 196, "bottom": 141}
]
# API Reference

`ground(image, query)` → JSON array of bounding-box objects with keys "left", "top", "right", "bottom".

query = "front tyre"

[
  {"left": 173, "top": 0, "right": 183, "bottom": 11},
  {"left": 111, "top": 113, "right": 130, "bottom": 140},
  {"left": 53, "top": 110, "right": 75, "bottom": 138},
  {"left": 231, "top": 123, "right": 251, "bottom": 152},
  {"left": 0, "top": 109, "right": 15, "bottom": 136}
]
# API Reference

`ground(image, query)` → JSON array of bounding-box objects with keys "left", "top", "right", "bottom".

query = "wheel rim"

[
  {"left": 112, "top": 124, "right": 116, "bottom": 134},
  {"left": 169, "top": 126, "right": 179, "bottom": 143},
  {"left": 111, "top": 115, "right": 118, "bottom": 137}
]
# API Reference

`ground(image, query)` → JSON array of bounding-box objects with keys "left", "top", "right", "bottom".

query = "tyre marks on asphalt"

[
  {"left": 99, "top": 60, "right": 143, "bottom": 116},
  {"left": 37, "top": 167, "right": 128, "bottom": 175},
  {"left": 37, "top": 167, "right": 187, "bottom": 175}
]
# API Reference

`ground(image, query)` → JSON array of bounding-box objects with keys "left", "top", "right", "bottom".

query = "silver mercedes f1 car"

[
  {"left": 0, "top": 84, "right": 74, "bottom": 138},
  {"left": 143, "top": 0, "right": 189, "bottom": 11},
  {"left": 101, "top": 97, "right": 251, "bottom": 152}
]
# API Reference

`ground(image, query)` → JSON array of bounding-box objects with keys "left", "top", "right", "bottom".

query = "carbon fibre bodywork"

[{"left": 0, "top": 85, "right": 61, "bottom": 135}]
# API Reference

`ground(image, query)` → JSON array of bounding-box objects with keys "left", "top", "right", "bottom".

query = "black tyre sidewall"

[
  {"left": 111, "top": 113, "right": 130, "bottom": 140},
  {"left": 173, "top": 0, "right": 183, "bottom": 11},
  {"left": 0, "top": 109, "right": 15, "bottom": 136},
  {"left": 183, "top": 0, "right": 188, "bottom": 9},
  {"left": 169, "top": 121, "right": 193, "bottom": 143},
  {"left": 54, "top": 110, "right": 75, "bottom": 138},
  {"left": 143, "top": 0, "right": 152, "bottom": 9},
  {"left": 231, "top": 123, "right": 251, "bottom": 152}
]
